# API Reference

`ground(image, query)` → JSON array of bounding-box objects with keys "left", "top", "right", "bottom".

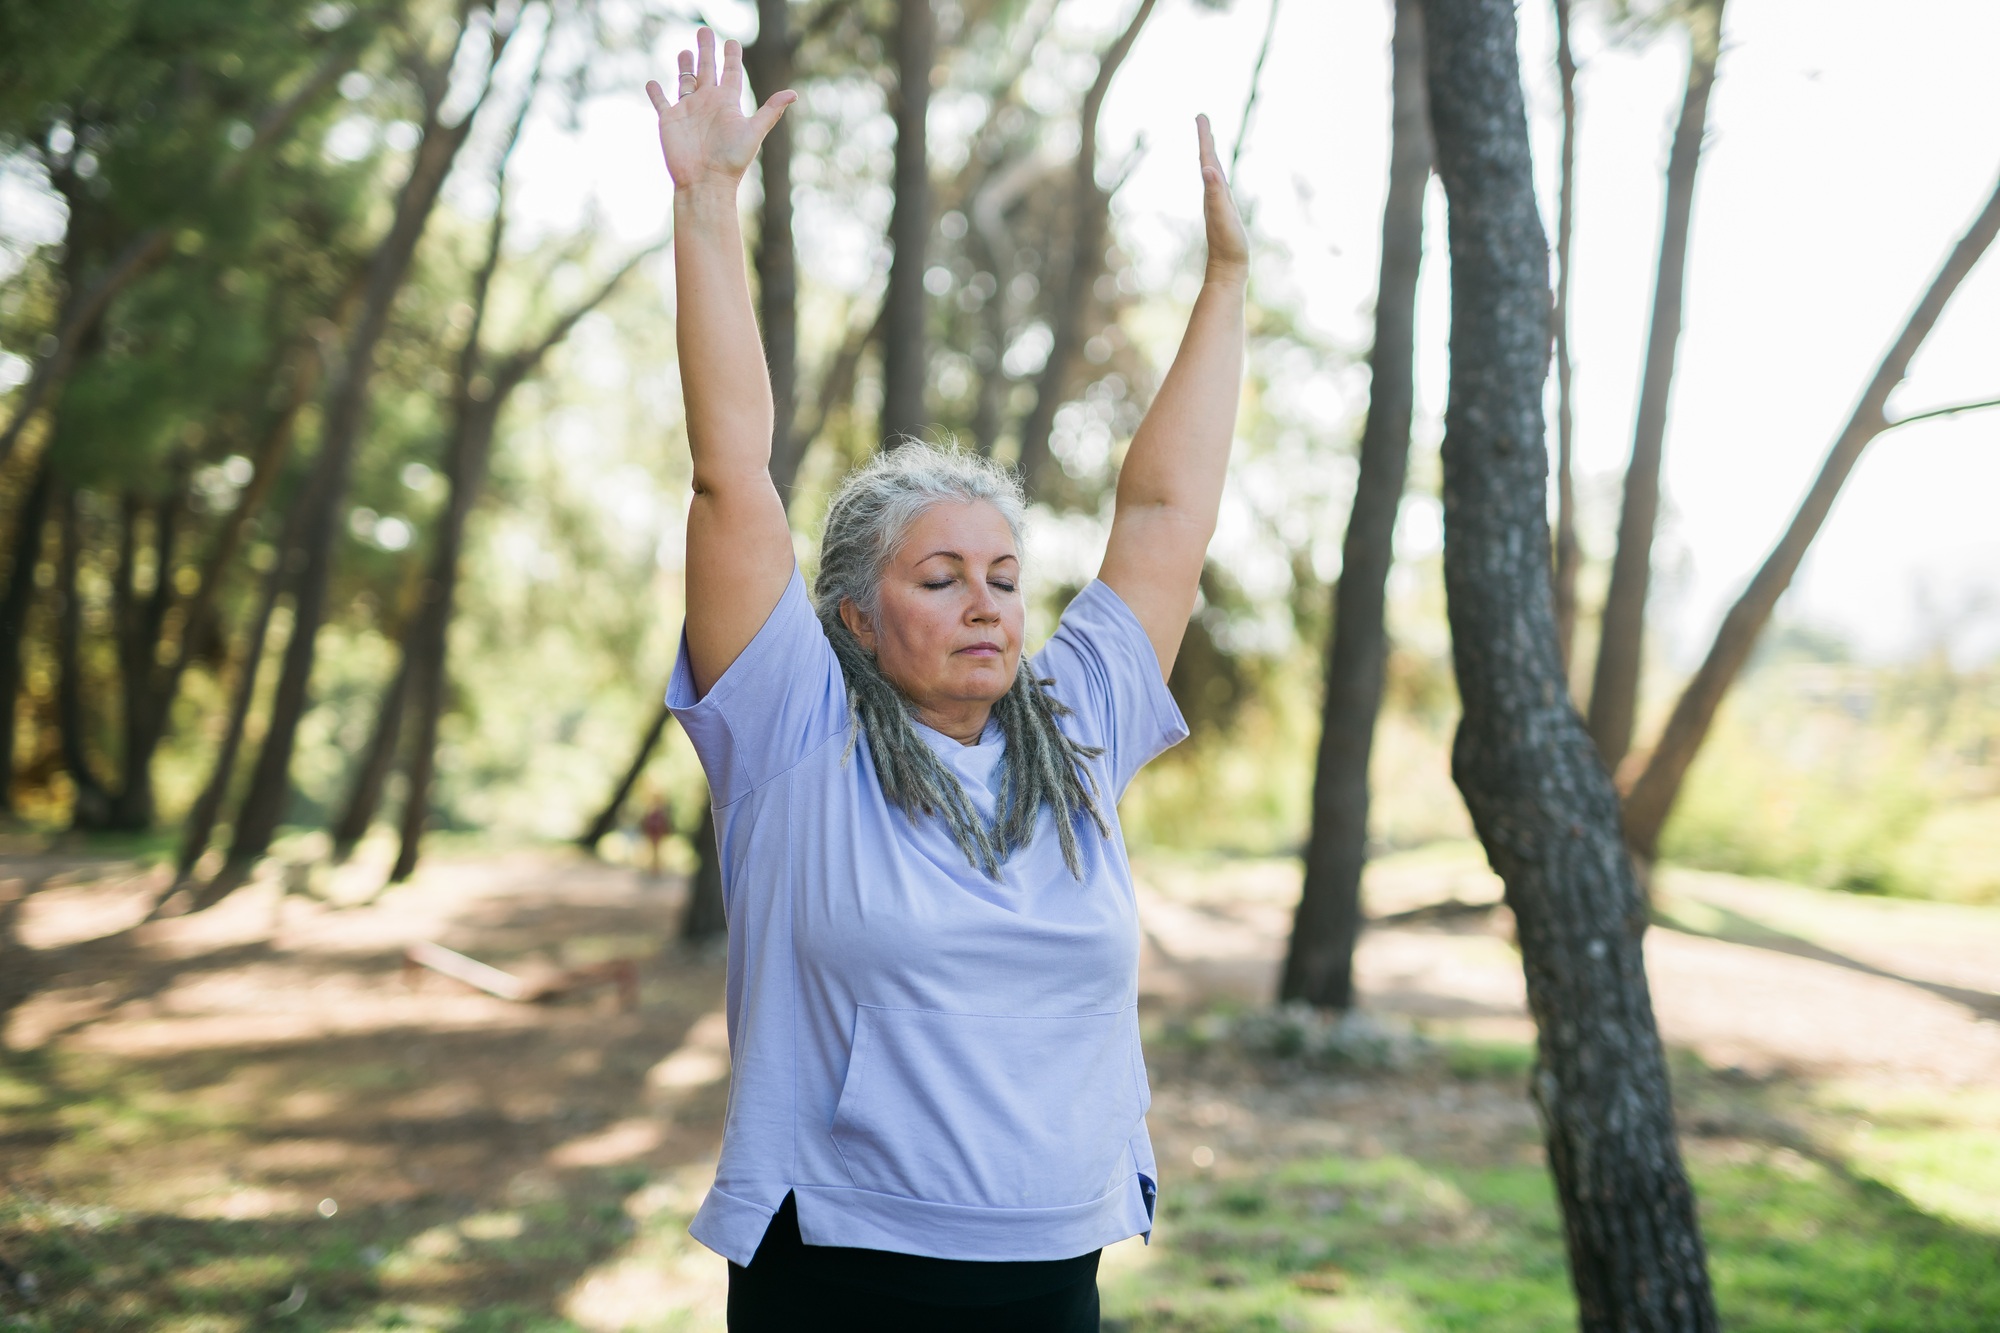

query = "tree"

[
  {"left": 1420, "top": 0, "right": 1720, "bottom": 1324},
  {"left": 1585, "top": 0, "right": 1726, "bottom": 772},
  {"left": 0, "top": 463, "right": 54, "bottom": 817},
  {"left": 1549, "top": 0, "right": 1582, "bottom": 673},
  {"left": 1620, "top": 167, "right": 2000, "bottom": 867},
  {"left": 199, "top": 7, "right": 524, "bottom": 906},
  {"left": 1012, "top": 0, "right": 1156, "bottom": 495},
  {"left": 879, "top": 0, "right": 935, "bottom": 443},
  {"left": 1278, "top": 0, "right": 1431, "bottom": 1011}
]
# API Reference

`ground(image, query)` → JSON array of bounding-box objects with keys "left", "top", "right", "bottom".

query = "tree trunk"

[
  {"left": 576, "top": 701, "right": 675, "bottom": 852},
  {"left": 329, "top": 649, "right": 411, "bottom": 860},
  {"left": 388, "top": 395, "right": 500, "bottom": 884},
  {"left": 1420, "top": 1, "right": 1720, "bottom": 1326},
  {"left": 1278, "top": 0, "right": 1430, "bottom": 1011},
  {"left": 0, "top": 461, "right": 53, "bottom": 816},
  {"left": 746, "top": 0, "right": 803, "bottom": 493},
  {"left": 682, "top": 799, "right": 729, "bottom": 944},
  {"left": 1585, "top": 0, "right": 1725, "bottom": 772},
  {"left": 1622, "top": 167, "right": 2000, "bottom": 864},
  {"left": 105, "top": 489, "right": 182, "bottom": 831},
  {"left": 1549, "top": 0, "right": 1582, "bottom": 676},
  {"left": 54, "top": 490, "right": 115, "bottom": 830},
  {"left": 175, "top": 542, "right": 291, "bottom": 888},
  {"left": 207, "top": 72, "right": 492, "bottom": 905},
  {"left": 879, "top": 0, "right": 935, "bottom": 444},
  {"left": 1013, "top": 0, "right": 1157, "bottom": 495}
]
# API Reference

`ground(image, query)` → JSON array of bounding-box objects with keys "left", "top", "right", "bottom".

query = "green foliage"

[{"left": 1661, "top": 653, "right": 2000, "bottom": 902}]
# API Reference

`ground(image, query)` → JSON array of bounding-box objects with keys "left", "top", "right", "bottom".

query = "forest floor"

[{"left": 2, "top": 836, "right": 1997, "bottom": 1332}]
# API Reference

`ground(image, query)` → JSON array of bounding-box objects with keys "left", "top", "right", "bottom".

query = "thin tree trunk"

[
  {"left": 104, "top": 488, "right": 182, "bottom": 830},
  {"left": 879, "top": 0, "right": 935, "bottom": 444},
  {"left": 1550, "top": 0, "right": 1582, "bottom": 676},
  {"left": 54, "top": 490, "right": 114, "bottom": 830},
  {"left": 1585, "top": 0, "right": 1725, "bottom": 772},
  {"left": 1622, "top": 167, "right": 2000, "bottom": 865},
  {"left": 746, "top": 0, "right": 804, "bottom": 493},
  {"left": 1013, "top": 0, "right": 1157, "bottom": 495},
  {"left": 328, "top": 649, "right": 411, "bottom": 859},
  {"left": 576, "top": 701, "right": 675, "bottom": 852},
  {"left": 1279, "top": 0, "right": 1430, "bottom": 1011},
  {"left": 388, "top": 397, "right": 498, "bottom": 883},
  {"left": 174, "top": 538, "right": 291, "bottom": 888},
  {"left": 682, "top": 800, "right": 728, "bottom": 944},
  {"left": 0, "top": 461, "right": 54, "bottom": 816},
  {"left": 207, "top": 45, "right": 502, "bottom": 906},
  {"left": 1420, "top": 1, "right": 1720, "bottom": 1325}
]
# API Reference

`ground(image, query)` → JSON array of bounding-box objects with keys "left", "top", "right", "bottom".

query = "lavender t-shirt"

[{"left": 666, "top": 569, "right": 1188, "bottom": 1266}]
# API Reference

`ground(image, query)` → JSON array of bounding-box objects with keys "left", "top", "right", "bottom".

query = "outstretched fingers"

[
  {"left": 1195, "top": 113, "right": 1223, "bottom": 185},
  {"left": 722, "top": 37, "right": 745, "bottom": 98},
  {"left": 694, "top": 26, "right": 717, "bottom": 88}
]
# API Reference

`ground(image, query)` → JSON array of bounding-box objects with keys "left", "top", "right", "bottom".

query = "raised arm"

[
  {"left": 1097, "top": 115, "right": 1249, "bottom": 676},
  {"left": 649, "top": 29, "right": 797, "bottom": 697}
]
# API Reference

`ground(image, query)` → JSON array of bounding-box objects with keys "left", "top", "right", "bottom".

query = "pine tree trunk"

[
  {"left": 175, "top": 544, "right": 290, "bottom": 888},
  {"left": 54, "top": 490, "right": 114, "bottom": 830},
  {"left": 329, "top": 650, "right": 411, "bottom": 860},
  {"left": 1549, "top": 0, "right": 1582, "bottom": 677},
  {"left": 1585, "top": 0, "right": 1725, "bottom": 772},
  {"left": 1279, "top": 0, "right": 1430, "bottom": 1011},
  {"left": 0, "top": 461, "right": 53, "bottom": 816},
  {"left": 1012, "top": 0, "right": 1156, "bottom": 495},
  {"left": 1621, "top": 167, "right": 2000, "bottom": 864},
  {"left": 879, "top": 0, "right": 935, "bottom": 444},
  {"left": 576, "top": 702, "right": 674, "bottom": 853},
  {"left": 746, "top": 0, "right": 802, "bottom": 492},
  {"left": 682, "top": 801, "right": 728, "bottom": 944},
  {"left": 1420, "top": 1, "right": 1720, "bottom": 1325},
  {"left": 207, "top": 84, "right": 488, "bottom": 905}
]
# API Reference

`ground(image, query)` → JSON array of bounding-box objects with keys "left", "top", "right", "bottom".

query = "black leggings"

[{"left": 726, "top": 1194, "right": 1102, "bottom": 1332}]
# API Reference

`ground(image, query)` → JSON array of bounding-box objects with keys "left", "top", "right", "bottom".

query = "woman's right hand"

[{"left": 646, "top": 27, "right": 795, "bottom": 196}]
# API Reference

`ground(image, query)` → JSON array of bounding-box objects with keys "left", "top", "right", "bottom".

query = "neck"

[{"left": 916, "top": 701, "right": 992, "bottom": 746}]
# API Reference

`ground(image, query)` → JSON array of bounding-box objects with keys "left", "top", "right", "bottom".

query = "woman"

[{"left": 647, "top": 27, "right": 1246, "bottom": 1331}]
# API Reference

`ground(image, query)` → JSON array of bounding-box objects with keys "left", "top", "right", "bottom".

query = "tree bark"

[
  {"left": 1420, "top": 1, "right": 1719, "bottom": 1326},
  {"left": 879, "top": 0, "right": 935, "bottom": 444},
  {"left": 1013, "top": 0, "right": 1156, "bottom": 495},
  {"left": 682, "top": 798, "right": 729, "bottom": 944},
  {"left": 0, "top": 461, "right": 53, "bottom": 816},
  {"left": 1549, "top": 0, "right": 1582, "bottom": 676},
  {"left": 1586, "top": 0, "right": 1725, "bottom": 772},
  {"left": 206, "top": 38, "right": 503, "bottom": 905},
  {"left": 53, "top": 490, "right": 114, "bottom": 830},
  {"left": 175, "top": 526, "right": 294, "bottom": 888},
  {"left": 1278, "top": 0, "right": 1430, "bottom": 1011},
  {"left": 329, "top": 648, "right": 411, "bottom": 860},
  {"left": 1622, "top": 167, "right": 2000, "bottom": 864},
  {"left": 575, "top": 700, "right": 675, "bottom": 853},
  {"left": 746, "top": 0, "right": 804, "bottom": 493}
]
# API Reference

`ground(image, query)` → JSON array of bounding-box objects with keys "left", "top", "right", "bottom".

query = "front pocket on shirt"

[{"left": 829, "top": 1003, "right": 1148, "bottom": 1210}]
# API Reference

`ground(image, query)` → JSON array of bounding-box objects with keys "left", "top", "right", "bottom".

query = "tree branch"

[{"left": 1883, "top": 395, "right": 2000, "bottom": 431}]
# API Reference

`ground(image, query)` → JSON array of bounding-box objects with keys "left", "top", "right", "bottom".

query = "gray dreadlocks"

[{"left": 814, "top": 443, "right": 1110, "bottom": 878}]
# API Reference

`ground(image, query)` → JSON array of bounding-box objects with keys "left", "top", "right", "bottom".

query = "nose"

[{"left": 967, "top": 576, "right": 1001, "bottom": 623}]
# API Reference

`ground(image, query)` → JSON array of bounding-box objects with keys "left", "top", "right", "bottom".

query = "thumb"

[{"left": 748, "top": 89, "right": 798, "bottom": 139}]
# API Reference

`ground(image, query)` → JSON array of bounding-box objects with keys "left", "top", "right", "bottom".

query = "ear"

[{"left": 838, "top": 597, "right": 878, "bottom": 653}]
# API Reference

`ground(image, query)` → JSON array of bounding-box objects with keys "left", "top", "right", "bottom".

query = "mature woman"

[{"left": 647, "top": 28, "right": 1246, "bottom": 1332}]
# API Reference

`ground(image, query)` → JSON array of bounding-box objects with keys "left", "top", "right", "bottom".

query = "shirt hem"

[{"left": 788, "top": 1175, "right": 1154, "bottom": 1262}]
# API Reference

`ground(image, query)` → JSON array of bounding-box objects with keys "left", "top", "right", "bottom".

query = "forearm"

[
  {"left": 674, "top": 182, "right": 775, "bottom": 490},
  {"left": 1116, "top": 270, "right": 1247, "bottom": 528}
]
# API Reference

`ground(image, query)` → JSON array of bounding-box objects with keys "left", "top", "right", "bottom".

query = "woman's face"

[{"left": 842, "top": 499, "right": 1025, "bottom": 728}]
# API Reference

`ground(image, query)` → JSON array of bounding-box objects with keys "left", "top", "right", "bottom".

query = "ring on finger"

[{"left": 677, "top": 71, "right": 699, "bottom": 90}]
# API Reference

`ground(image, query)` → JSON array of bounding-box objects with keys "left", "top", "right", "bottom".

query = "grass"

[{"left": 1100, "top": 1044, "right": 2000, "bottom": 1333}]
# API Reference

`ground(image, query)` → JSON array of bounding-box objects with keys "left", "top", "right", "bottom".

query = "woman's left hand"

[{"left": 1195, "top": 115, "right": 1250, "bottom": 284}]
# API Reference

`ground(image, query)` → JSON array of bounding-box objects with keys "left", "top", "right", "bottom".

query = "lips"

[{"left": 956, "top": 642, "right": 1004, "bottom": 657}]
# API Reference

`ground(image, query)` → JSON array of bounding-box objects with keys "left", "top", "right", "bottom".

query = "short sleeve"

[
  {"left": 667, "top": 568, "right": 848, "bottom": 806},
  {"left": 1032, "top": 580, "right": 1189, "bottom": 798}
]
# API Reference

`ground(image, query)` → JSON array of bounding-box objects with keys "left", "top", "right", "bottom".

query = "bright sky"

[
  {"left": 13, "top": 0, "right": 1990, "bottom": 665},
  {"left": 547, "top": 0, "right": 2000, "bottom": 667}
]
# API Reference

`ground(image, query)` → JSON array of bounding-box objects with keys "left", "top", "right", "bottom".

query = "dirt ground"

[{"left": 3, "top": 839, "right": 1998, "bottom": 1330}]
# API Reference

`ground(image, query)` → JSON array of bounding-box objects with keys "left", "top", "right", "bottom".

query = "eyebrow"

[{"left": 914, "top": 549, "right": 1019, "bottom": 565}]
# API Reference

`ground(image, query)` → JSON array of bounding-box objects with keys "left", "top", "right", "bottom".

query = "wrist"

[
  {"left": 1203, "top": 260, "right": 1250, "bottom": 291},
  {"left": 673, "top": 175, "right": 742, "bottom": 208}
]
